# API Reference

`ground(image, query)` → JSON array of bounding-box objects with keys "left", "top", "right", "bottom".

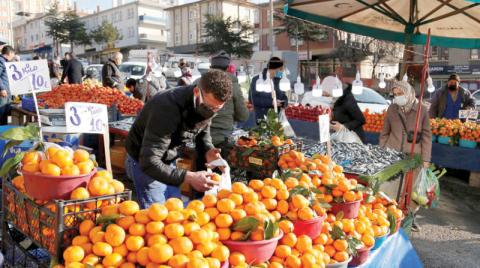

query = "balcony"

[
  {"left": 139, "top": 15, "right": 166, "bottom": 26},
  {"left": 139, "top": 33, "right": 165, "bottom": 42}
]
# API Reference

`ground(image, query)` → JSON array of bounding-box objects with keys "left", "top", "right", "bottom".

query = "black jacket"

[
  {"left": 60, "top": 58, "right": 84, "bottom": 84},
  {"left": 102, "top": 59, "right": 124, "bottom": 89},
  {"left": 125, "top": 85, "right": 215, "bottom": 186},
  {"left": 332, "top": 86, "right": 366, "bottom": 142},
  {"left": 249, "top": 68, "right": 288, "bottom": 121}
]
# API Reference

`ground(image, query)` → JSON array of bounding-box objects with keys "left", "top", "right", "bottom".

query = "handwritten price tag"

[
  {"left": 318, "top": 114, "right": 330, "bottom": 143},
  {"left": 65, "top": 102, "right": 108, "bottom": 134},
  {"left": 459, "top": 110, "right": 479, "bottom": 120},
  {"left": 5, "top": 60, "right": 51, "bottom": 95}
]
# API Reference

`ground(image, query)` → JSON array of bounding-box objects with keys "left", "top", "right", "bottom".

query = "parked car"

[
  {"left": 301, "top": 86, "right": 390, "bottom": 113},
  {"left": 472, "top": 90, "right": 480, "bottom": 110},
  {"left": 119, "top": 62, "right": 147, "bottom": 80}
]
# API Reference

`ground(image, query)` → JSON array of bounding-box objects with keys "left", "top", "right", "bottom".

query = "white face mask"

[{"left": 394, "top": 95, "right": 407, "bottom": 106}]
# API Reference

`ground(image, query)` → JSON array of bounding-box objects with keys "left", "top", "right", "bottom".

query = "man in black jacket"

[
  {"left": 125, "top": 69, "right": 232, "bottom": 208},
  {"left": 60, "top": 52, "right": 84, "bottom": 84},
  {"left": 102, "top": 52, "right": 124, "bottom": 90}
]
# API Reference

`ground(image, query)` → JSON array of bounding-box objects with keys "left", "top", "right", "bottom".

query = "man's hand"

[
  {"left": 184, "top": 171, "right": 218, "bottom": 192},
  {"left": 205, "top": 148, "right": 221, "bottom": 164},
  {"left": 0, "top": 90, "right": 8, "bottom": 97},
  {"left": 423, "top": 161, "right": 430, "bottom": 168}
]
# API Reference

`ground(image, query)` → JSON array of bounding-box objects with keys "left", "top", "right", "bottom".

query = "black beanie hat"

[
  {"left": 211, "top": 51, "right": 231, "bottom": 69},
  {"left": 448, "top": 73, "right": 460, "bottom": 82},
  {"left": 268, "top": 57, "right": 284, "bottom": 70}
]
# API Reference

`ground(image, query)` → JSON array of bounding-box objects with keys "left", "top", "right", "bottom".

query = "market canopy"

[{"left": 284, "top": 0, "right": 480, "bottom": 48}]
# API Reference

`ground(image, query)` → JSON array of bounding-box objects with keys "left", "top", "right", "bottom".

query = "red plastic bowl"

[
  {"left": 392, "top": 216, "right": 403, "bottom": 234},
  {"left": 348, "top": 246, "right": 372, "bottom": 267},
  {"left": 23, "top": 168, "right": 97, "bottom": 200},
  {"left": 223, "top": 231, "right": 283, "bottom": 264},
  {"left": 293, "top": 214, "right": 326, "bottom": 239},
  {"left": 331, "top": 199, "right": 362, "bottom": 219}
]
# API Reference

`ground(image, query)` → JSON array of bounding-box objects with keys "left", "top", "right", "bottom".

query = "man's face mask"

[{"left": 195, "top": 88, "right": 217, "bottom": 119}]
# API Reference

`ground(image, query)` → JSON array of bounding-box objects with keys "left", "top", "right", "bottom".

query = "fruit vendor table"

[{"left": 358, "top": 229, "right": 422, "bottom": 267}]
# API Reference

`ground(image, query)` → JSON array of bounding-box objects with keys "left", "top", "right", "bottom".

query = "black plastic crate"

[{"left": 2, "top": 178, "right": 132, "bottom": 262}]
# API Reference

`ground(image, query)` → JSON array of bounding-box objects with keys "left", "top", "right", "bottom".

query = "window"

[
  {"left": 118, "top": 11, "right": 123, "bottom": 21},
  {"left": 189, "top": 10, "right": 195, "bottom": 20},
  {"left": 161, "top": 30, "right": 164, "bottom": 36},
  {"left": 128, "top": 27, "right": 135, "bottom": 38},
  {"left": 175, "top": 11, "right": 181, "bottom": 22},
  {"left": 175, "top": 32, "right": 180, "bottom": 44},
  {"left": 189, "top": 31, "right": 195, "bottom": 42},
  {"left": 209, "top": 3, "right": 215, "bottom": 14},
  {"left": 431, "top": 46, "right": 449, "bottom": 61},
  {"left": 471, "top": 49, "right": 479, "bottom": 60},
  {"left": 127, "top": 8, "right": 134, "bottom": 19},
  {"left": 290, "top": 38, "right": 303, "bottom": 47}
]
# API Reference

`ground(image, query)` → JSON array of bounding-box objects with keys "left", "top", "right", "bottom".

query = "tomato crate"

[
  {"left": 228, "top": 140, "right": 303, "bottom": 179},
  {"left": 1, "top": 178, "right": 132, "bottom": 262}
]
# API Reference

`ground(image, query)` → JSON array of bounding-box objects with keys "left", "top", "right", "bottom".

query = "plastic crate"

[
  {"left": 40, "top": 107, "right": 123, "bottom": 126},
  {"left": 228, "top": 140, "right": 303, "bottom": 179},
  {"left": 21, "top": 97, "right": 37, "bottom": 112},
  {"left": 2, "top": 223, "right": 51, "bottom": 268},
  {"left": 2, "top": 178, "right": 132, "bottom": 262}
]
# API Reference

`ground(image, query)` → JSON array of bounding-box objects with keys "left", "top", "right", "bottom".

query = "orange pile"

[
  {"left": 430, "top": 118, "right": 462, "bottom": 138},
  {"left": 459, "top": 121, "right": 480, "bottom": 142},
  {"left": 363, "top": 109, "right": 386, "bottom": 133},
  {"left": 59, "top": 198, "right": 232, "bottom": 268},
  {"left": 22, "top": 148, "right": 95, "bottom": 176}
]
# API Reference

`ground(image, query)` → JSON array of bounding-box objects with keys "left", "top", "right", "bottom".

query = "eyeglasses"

[{"left": 198, "top": 88, "right": 225, "bottom": 112}]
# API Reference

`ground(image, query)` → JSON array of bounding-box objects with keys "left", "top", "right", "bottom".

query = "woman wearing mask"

[
  {"left": 249, "top": 57, "right": 289, "bottom": 122},
  {"left": 380, "top": 80, "right": 432, "bottom": 232},
  {"left": 330, "top": 83, "right": 366, "bottom": 142}
]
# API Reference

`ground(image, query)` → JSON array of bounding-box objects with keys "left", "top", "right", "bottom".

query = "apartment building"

[{"left": 166, "top": 0, "right": 259, "bottom": 54}]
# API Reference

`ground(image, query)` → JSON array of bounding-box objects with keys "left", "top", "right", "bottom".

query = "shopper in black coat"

[
  {"left": 331, "top": 84, "right": 366, "bottom": 142},
  {"left": 60, "top": 53, "right": 84, "bottom": 84}
]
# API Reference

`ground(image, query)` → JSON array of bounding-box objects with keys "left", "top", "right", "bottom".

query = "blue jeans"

[{"left": 125, "top": 155, "right": 183, "bottom": 209}]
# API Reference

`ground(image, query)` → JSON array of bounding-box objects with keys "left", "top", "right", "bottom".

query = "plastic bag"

[
  {"left": 279, "top": 109, "right": 296, "bottom": 137},
  {"left": 205, "top": 158, "right": 232, "bottom": 196},
  {"left": 331, "top": 128, "right": 362, "bottom": 144},
  {"left": 412, "top": 167, "right": 442, "bottom": 208}
]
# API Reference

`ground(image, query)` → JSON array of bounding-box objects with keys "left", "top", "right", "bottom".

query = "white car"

[
  {"left": 301, "top": 87, "right": 389, "bottom": 113},
  {"left": 472, "top": 90, "right": 480, "bottom": 110},
  {"left": 119, "top": 62, "right": 147, "bottom": 80}
]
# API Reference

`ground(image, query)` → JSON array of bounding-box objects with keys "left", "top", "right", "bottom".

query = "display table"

[
  {"left": 10, "top": 105, "right": 37, "bottom": 126},
  {"left": 359, "top": 229, "right": 422, "bottom": 268}
]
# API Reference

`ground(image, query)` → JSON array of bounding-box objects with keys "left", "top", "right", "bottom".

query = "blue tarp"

[{"left": 357, "top": 229, "right": 423, "bottom": 268}]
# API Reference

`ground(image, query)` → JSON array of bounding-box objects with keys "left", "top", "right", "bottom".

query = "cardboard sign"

[
  {"left": 5, "top": 60, "right": 51, "bottom": 95},
  {"left": 65, "top": 102, "right": 108, "bottom": 134},
  {"left": 318, "top": 114, "right": 330, "bottom": 143},
  {"left": 459, "top": 109, "right": 478, "bottom": 120}
]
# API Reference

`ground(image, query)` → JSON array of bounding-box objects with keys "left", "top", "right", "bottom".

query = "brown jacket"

[
  {"left": 380, "top": 102, "right": 432, "bottom": 162},
  {"left": 429, "top": 86, "right": 475, "bottom": 118}
]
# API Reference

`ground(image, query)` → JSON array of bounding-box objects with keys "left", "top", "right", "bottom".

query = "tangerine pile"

[
  {"left": 459, "top": 121, "right": 480, "bottom": 142},
  {"left": 22, "top": 148, "right": 95, "bottom": 176},
  {"left": 363, "top": 109, "right": 386, "bottom": 133},
  {"left": 59, "top": 198, "right": 232, "bottom": 268},
  {"left": 430, "top": 118, "right": 462, "bottom": 138}
]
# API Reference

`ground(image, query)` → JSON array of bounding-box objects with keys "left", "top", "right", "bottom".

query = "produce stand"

[{"left": 10, "top": 105, "right": 38, "bottom": 126}]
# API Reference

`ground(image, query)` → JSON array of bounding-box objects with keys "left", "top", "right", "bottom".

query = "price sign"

[
  {"left": 65, "top": 102, "right": 108, "bottom": 134},
  {"left": 459, "top": 110, "right": 479, "bottom": 120},
  {"left": 318, "top": 114, "right": 330, "bottom": 143},
  {"left": 5, "top": 60, "right": 52, "bottom": 95}
]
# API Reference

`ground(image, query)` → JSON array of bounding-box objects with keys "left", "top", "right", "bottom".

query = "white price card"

[
  {"left": 5, "top": 60, "right": 52, "bottom": 95},
  {"left": 65, "top": 102, "right": 108, "bottom": 134},
  {"left": 459, "top": 110, "right": 479, "bottom": 120},
  {"left": 318, "top": 114, "right": 330, "bottom": 143}
]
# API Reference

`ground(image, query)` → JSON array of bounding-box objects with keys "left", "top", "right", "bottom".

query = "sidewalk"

[{"left": 411, "top": 176, "right": 480, "bottom": 268}]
